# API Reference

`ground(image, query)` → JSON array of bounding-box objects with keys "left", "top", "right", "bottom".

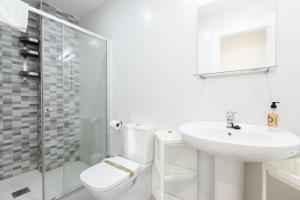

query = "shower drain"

[{"left": 11, "top": 187, "right": 30, "bottom": 198}]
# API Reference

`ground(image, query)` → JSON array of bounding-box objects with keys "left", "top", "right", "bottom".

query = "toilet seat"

[{"left": 80, "top": 156, "right": 142, "bottom": 193}]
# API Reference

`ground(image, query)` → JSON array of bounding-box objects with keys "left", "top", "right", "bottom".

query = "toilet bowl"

[{"left": 80, "top": 123, "right": 155, "bottom": 200}]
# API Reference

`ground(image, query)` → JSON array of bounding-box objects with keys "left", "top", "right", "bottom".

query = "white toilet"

[{"left": 80, "top": 123, "right": 155, "bottom": 200}]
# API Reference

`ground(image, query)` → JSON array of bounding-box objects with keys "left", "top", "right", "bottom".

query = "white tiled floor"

[{"left": 0, "top": 161, "right": 89, "bottom": 200}]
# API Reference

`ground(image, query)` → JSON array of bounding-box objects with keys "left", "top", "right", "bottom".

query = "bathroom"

[{"left": 0, "top": 0, "right": 300, "bottom": 199}]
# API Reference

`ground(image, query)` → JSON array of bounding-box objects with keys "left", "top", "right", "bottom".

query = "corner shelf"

[
  {"left": 19, "top": 48, "right": 39, "bottom": 58},
  {"left": 19, "top": 36, "right": 39, "bottom": 46},
  {"left": 195, "top": 66, "right": 278, "bottom": 79},
  {"left": 19, "top": 71, "right": 40, "bottom": 78}
]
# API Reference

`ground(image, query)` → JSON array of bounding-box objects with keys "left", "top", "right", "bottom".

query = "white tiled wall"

[{"left": 80, "top": 0, "right": 300, "bottom": 199}]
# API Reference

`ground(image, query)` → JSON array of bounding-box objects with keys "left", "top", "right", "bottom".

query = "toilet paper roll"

[{"left": 110, "top": 120, "right": 123, "bottom": 130}]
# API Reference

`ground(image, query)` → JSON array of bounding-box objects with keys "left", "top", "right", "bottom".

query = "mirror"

[{"left": 197, "top": 0, "right": 277, "bottom": 76}]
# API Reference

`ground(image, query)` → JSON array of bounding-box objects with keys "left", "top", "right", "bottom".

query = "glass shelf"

[{"left": 196, "top": 66, "right": 278, "bottom": 79}]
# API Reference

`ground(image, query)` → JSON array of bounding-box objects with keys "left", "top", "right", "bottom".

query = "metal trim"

[{"left": 104, "top": 160, "right": 134, "bottom": 177}]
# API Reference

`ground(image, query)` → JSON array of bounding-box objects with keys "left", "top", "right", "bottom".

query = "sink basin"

[
  {"left": 179, "top": 121, "right": 300, "bottom": 162},
  {"left": 178, "top": 121, "right": 300, "bottom": 200}
]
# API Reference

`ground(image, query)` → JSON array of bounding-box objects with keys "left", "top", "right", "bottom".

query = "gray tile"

[
  {"left": 0, "top": 11, "right": 39, "bottom": 180},
  {"left": 0, "top": 2, "right": 81, "bottom": 179}
]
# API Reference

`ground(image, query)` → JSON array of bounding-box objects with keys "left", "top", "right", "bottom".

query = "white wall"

[{"left": 80, "top": 0, "right": 300, "bottom": 199}]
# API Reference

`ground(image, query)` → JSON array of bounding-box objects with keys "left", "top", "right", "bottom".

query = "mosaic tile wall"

[
  {"left": 0, "top": 2, "right": 81, "bottom": 179},
  {"left": 42, "top": 3, "right": 81, "bottom": 171},
  {"left": 62, "top": 26, "right": 80, "bottom": 166},
  {"left": 0, "top": 12, "right": 40, "bottom": 180}
]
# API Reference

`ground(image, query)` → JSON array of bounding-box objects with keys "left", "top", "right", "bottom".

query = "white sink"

[
  {"left": 179, "top": 121, "right": 300, "bottom": 162},
  {"left": 178, "top": 121, "right": 300, "bottom": 200}
]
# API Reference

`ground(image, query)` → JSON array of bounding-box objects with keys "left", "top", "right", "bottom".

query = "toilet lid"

[{"left": 80, "top": 157, "right": 142, "bottom": 192}]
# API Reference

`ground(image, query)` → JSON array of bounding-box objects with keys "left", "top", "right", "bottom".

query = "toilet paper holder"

[{"left": 110, "top": 120, "right": 123, "bottom": 130}]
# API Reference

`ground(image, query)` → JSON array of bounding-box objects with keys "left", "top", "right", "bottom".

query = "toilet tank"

[{"left": 123, "top": 123, "right": 155, "bottom": 164}]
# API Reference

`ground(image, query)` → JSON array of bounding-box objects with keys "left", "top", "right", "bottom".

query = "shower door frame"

[{"left": 29, "top": 6, "right": 111, "bottom": 200}]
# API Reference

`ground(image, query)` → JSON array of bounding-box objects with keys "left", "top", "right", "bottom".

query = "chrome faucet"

[{"left": 226, "top": 111, "right": 241, "bottom": 129}]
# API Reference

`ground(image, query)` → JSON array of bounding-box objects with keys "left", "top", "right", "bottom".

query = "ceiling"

[{"left": 43, "top": 0, "right": 107, "bottom": 19}]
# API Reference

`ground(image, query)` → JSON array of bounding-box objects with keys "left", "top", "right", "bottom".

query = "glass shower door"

[{"left": 41, "top": 17, "right": 107, "bottom": 200}]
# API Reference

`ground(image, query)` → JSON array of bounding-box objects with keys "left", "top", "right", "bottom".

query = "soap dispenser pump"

[{"left": 268, "top": 102, "right": 280, "bottom": 128}]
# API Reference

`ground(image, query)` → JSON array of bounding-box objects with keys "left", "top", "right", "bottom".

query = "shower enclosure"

[
  {"left": 0, "top": 1, "right": 108, "bottom": 200},
  {"left": 41, "top": 14, "right": 108, "bottom": 200}
]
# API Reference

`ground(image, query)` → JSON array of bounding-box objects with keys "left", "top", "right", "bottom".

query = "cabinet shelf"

[
  {"left": 265, "top": 161, "right": 300, "bottom": 191},
  {"left": 155, "top": 161, "right": 196, "bottom": 182},
  {"left": 153, "top": 130, "right": 197, "bottom": 200},
  {"left": 155, "top": 189, "right": 183, "bottom": 200}
]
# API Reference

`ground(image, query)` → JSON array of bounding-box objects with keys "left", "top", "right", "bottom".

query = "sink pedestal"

[{"left": 215, "top": 157, "right": 244, "bottom": 200}]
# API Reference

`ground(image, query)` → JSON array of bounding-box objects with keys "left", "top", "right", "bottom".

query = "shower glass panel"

[{"left": 41, "top": 17, "right": 107, "bottom": 200}]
